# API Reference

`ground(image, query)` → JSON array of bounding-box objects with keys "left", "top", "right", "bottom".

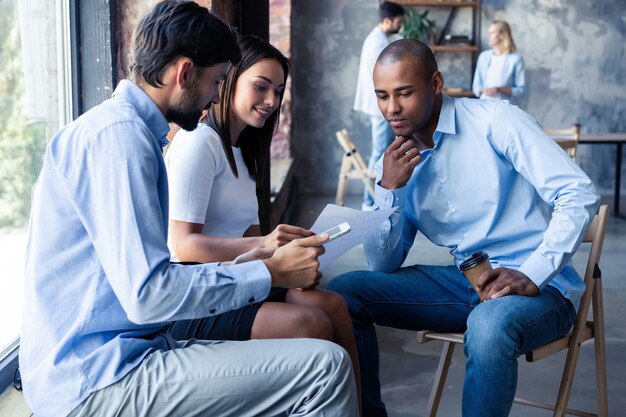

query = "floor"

[{"left": 293, "top": 192, "right": 626, "bottom": 417}]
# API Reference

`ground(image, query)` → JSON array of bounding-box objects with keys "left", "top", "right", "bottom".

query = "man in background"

[{"left": 354, "top": 1, "right": 405, "bottom": 211}]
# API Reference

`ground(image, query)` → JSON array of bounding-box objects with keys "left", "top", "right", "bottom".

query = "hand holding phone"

[{"left": 316, "top": 222, "right": 351, "bottom": 246}]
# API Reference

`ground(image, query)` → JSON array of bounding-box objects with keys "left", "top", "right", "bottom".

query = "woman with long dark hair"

[{"left": 165, "top": 34, "right": 360, "bottom": 407}]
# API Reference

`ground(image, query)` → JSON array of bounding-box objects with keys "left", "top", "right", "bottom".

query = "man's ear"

[
  {"left": 432, "top": 71, "right": 444, "bottom": 94},
  {"left": 175, "top": 57, "right": 195, "bottom": 90}
]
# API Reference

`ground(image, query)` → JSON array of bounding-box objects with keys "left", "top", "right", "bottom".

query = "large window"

[{"left": 0, "top": 0, "right": 72, "bottom": 375}]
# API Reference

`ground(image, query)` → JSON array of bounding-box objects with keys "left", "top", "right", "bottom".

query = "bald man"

[{"left": 329, "top": 39, "right": 599, "bottom": 417}]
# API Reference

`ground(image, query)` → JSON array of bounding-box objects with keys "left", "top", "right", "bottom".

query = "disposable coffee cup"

[{"left": 459, "top": 251, "right": 492, "bottom": 289}]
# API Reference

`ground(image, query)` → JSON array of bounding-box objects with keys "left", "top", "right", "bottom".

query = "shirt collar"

[
  {"left": 113, "top": 80, "right": 171, "bottom": 148},
  {"left": 435, "top": 94, "right": 457, "bottom": 136}
]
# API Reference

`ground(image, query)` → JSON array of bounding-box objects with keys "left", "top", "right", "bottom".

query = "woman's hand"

[
  {"left": 262, "top": 224, "right": 314, "bottom": 248},
  {"left": 484, "top": 87, "right": 499, "bottom": 96}
]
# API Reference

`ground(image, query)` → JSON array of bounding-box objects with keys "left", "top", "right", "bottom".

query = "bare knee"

[
  {"left": 290, "top": 289, "right": 351, "bottom": 320},
  {"left": 320, "top": 291, "right": 350, "bottom": 318},
  {"left": 293, "top": 307, "right": 334, "bottom": 340}
]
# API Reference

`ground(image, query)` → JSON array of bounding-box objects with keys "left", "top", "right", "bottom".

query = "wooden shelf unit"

[{"left": 397, "top": 0, "right": 481, "bottom": 96}]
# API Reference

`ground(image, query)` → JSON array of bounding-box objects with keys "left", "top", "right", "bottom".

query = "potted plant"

[{"left": 401, "top": 9, "right": 436, "bottom": 44}]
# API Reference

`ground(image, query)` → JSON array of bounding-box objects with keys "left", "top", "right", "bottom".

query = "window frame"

[
  {"left": 0, "top": 0, "right": 117, "bottom": 394},
  {"left": 0, "top": 340, "right": 19, "bottom": 392}
]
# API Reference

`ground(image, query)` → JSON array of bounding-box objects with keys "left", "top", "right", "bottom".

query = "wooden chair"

[
  {"left": 416, "top": 204, "right": 609, "bottom": 417},
  {"left": 546, "top": 124, "right": 581, "bottom": 161},
  {"left": 335, "top": 128, "right": 376, "bottom": 206}
]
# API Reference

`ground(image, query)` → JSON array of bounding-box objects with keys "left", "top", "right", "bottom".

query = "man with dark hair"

[
  {"left": 354, "top": 1, "right": 405, "bottom": 211},
  {"left": 330, "top": 39, "right": 599, "bottom": 417},
  {"left": 19, "top": 2, "right": 358, "bottom": 416}
]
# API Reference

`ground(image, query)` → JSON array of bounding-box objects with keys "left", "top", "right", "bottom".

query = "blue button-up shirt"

[
  {"left": 20, "top": 80, "right": 272, "bottom": 417},
  {"left": 365, "top": 95, "right": 599, "bottom": 310}
]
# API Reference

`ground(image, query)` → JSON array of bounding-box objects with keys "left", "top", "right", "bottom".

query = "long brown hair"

[{"left": 204, "top": 34, "right": 289, "bottom": 188}]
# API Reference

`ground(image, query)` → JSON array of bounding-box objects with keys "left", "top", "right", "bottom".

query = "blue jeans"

[
  {"left": 327, "top": 264, "right": 576, "bottom": 417},
  {"left": 364, "top": 114, "right": 394, "bottom": 206}
]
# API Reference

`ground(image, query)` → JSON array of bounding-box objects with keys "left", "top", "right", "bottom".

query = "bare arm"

[
  {"left": 170, "top": 220, "right": 265, "bottom": 263},
  {"left": 171, "top": 220, "right": 314, "bottom": 263}
]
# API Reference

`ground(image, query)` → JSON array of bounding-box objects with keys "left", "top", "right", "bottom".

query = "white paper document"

[{"left": 310, "top": 204, "right": 396, "bottom": 270}]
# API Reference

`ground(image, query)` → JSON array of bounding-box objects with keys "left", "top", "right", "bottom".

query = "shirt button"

[
  {"left": 440, "top": 178, "right": 446, "bottom": 183},
  {"left": 450, "top": 208, "right": 456, "bottom": 213},
  {"left": 248, "top": 297, "right": 255, "bottom": 303}
]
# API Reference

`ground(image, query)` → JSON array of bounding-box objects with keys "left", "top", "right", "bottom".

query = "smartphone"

[{"left": 316, "top": 222, "right": 351, "bottom": 246}]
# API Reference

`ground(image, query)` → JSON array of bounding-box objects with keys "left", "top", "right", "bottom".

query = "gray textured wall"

[{"left": 291, "top": 0, "right": 626, "bottom": 197}]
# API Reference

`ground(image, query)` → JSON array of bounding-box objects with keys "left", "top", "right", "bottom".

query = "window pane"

[{"left": 0, "top": 0, "right": 71, "bottom": 354}]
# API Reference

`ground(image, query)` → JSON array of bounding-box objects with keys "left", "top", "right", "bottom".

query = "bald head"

[{"left": 377, "top": 39, "right": 438, "bottom": 80}]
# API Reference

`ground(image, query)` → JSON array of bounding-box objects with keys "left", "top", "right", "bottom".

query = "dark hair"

[
  {"left": 378, "top": 39, "right": 439, "bottom": 79},
  {"left": 205, "top": 34, "right": 289, "bottom": 190},
  {"left": 379, "top": 1, "right": 405, "bottom": 22},
  {"left": 129, "top": 0, "right": 241, "bottom": 87}
]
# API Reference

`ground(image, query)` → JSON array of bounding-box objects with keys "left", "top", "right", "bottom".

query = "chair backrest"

[
  {"left": 545, "top": 124, "right": 581, "bottom": 160},
  {"left": 573, "top": 204, "right": 608, "bottom": 335},
  {"left": 529, "top": 204, "right": 609, "bottom": 361}
]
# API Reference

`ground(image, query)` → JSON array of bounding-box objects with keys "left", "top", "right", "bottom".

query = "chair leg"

[
  {"left": 335, "top": 175, "right": 347, "bottom": 206},
  {"left": 335, "top": 156, "right": 351, "bottom": 205},
  {"left": 426, "top": 341, "right": 456, "bottom": 417},
  {"left": 593, "top": 281, "right": 608, "bottom": 416},
  {"left": 553, "top": 316, "right": 590, "bottom": 416}
]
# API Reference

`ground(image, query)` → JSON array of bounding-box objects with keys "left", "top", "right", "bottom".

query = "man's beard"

[
  {"left": 166, "top": 82, "right": 205, "bottom": 131},
  {"left": 166, "top": 106, "right": 203, "bottom": 131}
]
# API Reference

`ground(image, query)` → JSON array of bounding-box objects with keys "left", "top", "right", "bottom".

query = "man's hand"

[
  {"left": 379, "top": 136, "right": 423, "bottom": 190},
  {"left": 263, "top": 234, "right": 328, "bottom": 289},
  {"left": 476, "top": 267, "right": 539, "bottom": 302},
  {"left": 262, "top": 224, "right": 314, "bottom": 248}
]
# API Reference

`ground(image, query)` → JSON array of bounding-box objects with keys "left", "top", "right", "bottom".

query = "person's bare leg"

[
  {"left": 250, "top": 301, "right": 333, "bottom": 340},
  {"left": 285, "top": 289, "right": 362, "bottom": 416}
]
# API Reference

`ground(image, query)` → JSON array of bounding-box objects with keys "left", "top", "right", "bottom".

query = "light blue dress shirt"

[
  {"left": 20, "top": 80, "right": 272, "bottom": 417},
  {"left": 472, "top": 50, "right": 525, "bottom": 100},
  {"left": 365, "top": 95, "right": 599, "bottom": 310}
]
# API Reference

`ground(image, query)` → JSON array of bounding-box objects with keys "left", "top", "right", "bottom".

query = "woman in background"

[
  {"left": 165, "top": 34, "right": 361, "bottom": 407},
  {"left": 472, "top": 20, "right": 525, "bottom": 102}
]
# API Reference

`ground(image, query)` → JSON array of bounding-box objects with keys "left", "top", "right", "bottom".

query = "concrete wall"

[{"left": 291, "top": 0, "right": 626, "bottom": 196}]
